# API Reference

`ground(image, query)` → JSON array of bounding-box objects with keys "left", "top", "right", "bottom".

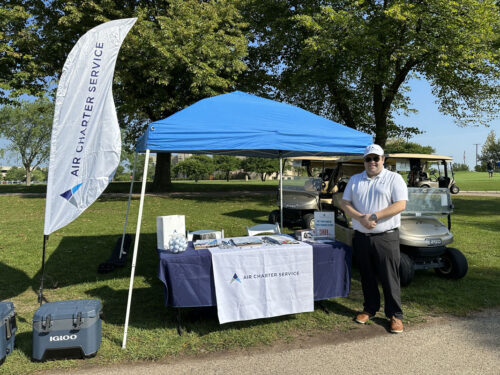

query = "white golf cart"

[
  {"left": 270, "top": 154, "right": 468, "bottom": 286},
  {"left": 391, "top": 153, "right": 460, "bottom": 194}
]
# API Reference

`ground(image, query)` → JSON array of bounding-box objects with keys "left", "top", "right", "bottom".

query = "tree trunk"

[
  {"left": 226, "top": 171, "right": 230, "bottom": 182},
  {"left": 25, "top": 167, "right": 31, "bottom": 186},
  {"left": 151, "top": 153, "right": 172, "bottom": 192}
]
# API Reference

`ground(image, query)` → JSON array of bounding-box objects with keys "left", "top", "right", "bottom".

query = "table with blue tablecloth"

[{"left": 157, "top": 240, "right": 352, "bottom": 308}]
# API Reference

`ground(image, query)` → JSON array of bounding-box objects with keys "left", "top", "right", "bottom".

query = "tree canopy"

[
  {"left": 213, "top": 155, "right": 242, "bottom": 181},
  {"left": 239, "top": 0, "right": 500, "bottom": 146},
  {"left": 384, "top": 138, "right": 435, "bottom": 154},
  {"left": 30, "top": 0, "right": 249, "bottom": 190},
  {"left": 0, "top": 98, "right": 53, "bottom": 186},
  {"left": 173, "top": 155, "right": 215, "bottom": 182},
  {"left": 0, "top": 2, "right": 45, "bottom": 104},
  {"left": 479, "top": 130, "right": 500, "bottom": 165}
]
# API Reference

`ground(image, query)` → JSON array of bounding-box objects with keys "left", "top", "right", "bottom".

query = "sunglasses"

[{"left": 364, "top": 156, "right": 381, "bottom": 163}]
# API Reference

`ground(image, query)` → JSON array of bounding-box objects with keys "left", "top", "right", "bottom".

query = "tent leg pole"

[
  {"left": 38, "top": 235, "right": 49, "bottom": 306},
  {"left": 279, "top": 155, "right": 283, "bottom": 231},
  {"left": 119, "top": 152, "right": 138, "bottom": 259},
  {"left": 122, "top": 149, "right": 150, "bottom": 349}
]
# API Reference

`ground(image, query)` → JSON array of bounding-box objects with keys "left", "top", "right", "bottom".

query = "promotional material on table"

[
  {"left": 314, "top": 211, "right": 335, "bottom": 239},
  {"left": 44, "top": 18, "right": 136, "bottom": 235},
  {"left": 156, "top": 215, "right": 186, "bottom": 251},
  {"left": 209, "top": 242, "right": 314, "bottom": 324}
]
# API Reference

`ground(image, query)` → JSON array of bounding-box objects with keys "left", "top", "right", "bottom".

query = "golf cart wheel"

[
  {"left": 303, "top": 213, "right": 315, "bottom": 230},
  {"left": 268, "top": 210, "right": 280, "bottom": 224},
  {"left": 435, "top": 247, "right": 468, "bottom": 279},
  {"left": 420, "top": 184, "right": 430, "bottom": 189},
  {"left": 450, "top": 184, "right": 460, "bottom": 194},
  {"left": 399, "top": 253, "right": 415, "bottom": 287}
]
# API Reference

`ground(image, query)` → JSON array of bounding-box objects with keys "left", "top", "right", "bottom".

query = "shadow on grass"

[
  {"left": 0, "top": 262, "right": 31, "bottom": 300},
  {"left": 30, "top": 233, "right": 160, "bottom": 300}
]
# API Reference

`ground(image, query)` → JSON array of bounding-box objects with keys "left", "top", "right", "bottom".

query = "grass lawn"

[
  {"left": 0, "top": 193, "right": 499, "bottom": 374},
  {"left": 453, "top": 171, "right": 500, "bottom": 191},
  {"left": 0, "top": 180, "right": 280, "bottom": 195}
]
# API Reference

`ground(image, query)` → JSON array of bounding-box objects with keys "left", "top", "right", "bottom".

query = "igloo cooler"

[
  {"left": 32, "top": 299, "right": 102, "bottom": 361},
  {"left": 0, "top": 302, "right": 16, "bottom": 366}
]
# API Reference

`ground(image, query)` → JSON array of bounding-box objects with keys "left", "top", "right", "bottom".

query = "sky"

[
  {"left": 1, "top": 78, "right": 498, "bottom": 169},
  {"left": 394, "top": 78, "right": 499, "bottom": 169}
]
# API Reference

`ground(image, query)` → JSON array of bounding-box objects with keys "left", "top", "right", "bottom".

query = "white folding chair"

[
  {"left": 246, "top": 223, "right": 281, "bottom": 236},
  {"left": 186, "top": 229, "right": 224, "bottom": 241}
]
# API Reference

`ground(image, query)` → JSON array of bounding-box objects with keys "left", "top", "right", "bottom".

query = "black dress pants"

[{"left": 354, "top": 229, "right": 403, "bottom": 319}]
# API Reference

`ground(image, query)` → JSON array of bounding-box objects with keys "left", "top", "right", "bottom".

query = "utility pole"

[
  {"left": 463, "top": 151, "right": 466, "bottom": 165},
  {"left": 473, "top": 143, "right": 480, "bottom": 169}
]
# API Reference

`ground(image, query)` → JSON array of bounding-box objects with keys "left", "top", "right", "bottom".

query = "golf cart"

[
  {"left": 269, "top": 155, "right": 468, "bottom": 286},
  {"left": 268, "top": 156, "right": 340, "bottom": 228},
  {"left": 393, "top": 153, "right": 460, "bottom": 194}
]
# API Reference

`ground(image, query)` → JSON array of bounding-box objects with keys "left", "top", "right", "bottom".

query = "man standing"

[
  {"left": 341, "top": 144, "right": 408, "bottom": 333},
  {"left": 487, "top": 160, "right": 493, "bottom": 178}
]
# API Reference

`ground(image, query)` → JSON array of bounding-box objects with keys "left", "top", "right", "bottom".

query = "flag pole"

[
  {"left": 38, "top": 235, "right": 49, "bottom": 306},
  {"left": 122, "top": 149, "right": 150, "bottom": 349},
  {"left": 119, "top": 152, "right": 138, "bottom": 259}
]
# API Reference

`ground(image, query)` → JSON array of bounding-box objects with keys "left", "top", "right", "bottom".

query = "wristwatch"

[{"left": 369, "top": 213, "right": 378, "bottom": 221}]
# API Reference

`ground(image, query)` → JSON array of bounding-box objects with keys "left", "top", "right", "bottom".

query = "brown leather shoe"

[
  {"left": 355, "top": 312, "right": 373, "bottom": 324},
  {"left": 390, "top": 316, "right": 404, "bottom": 333}
]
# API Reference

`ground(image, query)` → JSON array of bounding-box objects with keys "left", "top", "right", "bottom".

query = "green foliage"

[
  {"left": 213, "top": 155, "right": 242, "bottom": 181},
  {"left": 31, "top": 0, "right": 248, "bottom": 137},
  {"left": 31, "top": 0, "right": 248, "bottom": 191},
  {"left": 452, "top": 163, "right": 469, "bottom": 172},
  {"left": 173, "top": 154, "right": 215, "bottom": 182},
  {"left": 0, "top": 2, "right": 45, "bottom": 104},
  {"left": 384, "top": 138, "right": 435, "bottom": 154},
  {"left": 0, "top": 97, "right": 53, "bottom": 186},
  {"left": 479, "top": 130, "right": 500, "bottom": 166},
  {"left": 3, "top": 166, "right": 25, "bottom": 181},
  {"left": 241, "top": 157, "right": 281, "bottom": 181},
  {"left": 240, "top": 0, "right": 500, "bottom": 146}
]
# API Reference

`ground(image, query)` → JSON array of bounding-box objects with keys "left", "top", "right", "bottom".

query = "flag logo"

[
  {"left": 60, "top": 183, "right": 83, "bottom": 208},
  {"left": 231, "top": 273, "right": 241, "bottom": 283}
]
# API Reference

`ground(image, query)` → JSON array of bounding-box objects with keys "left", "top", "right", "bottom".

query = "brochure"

[
  {"left": 230, "top": 236, "right": 263, "bottom": 247},
  {"left": 194, "top": 239, "right": 219, "bottom": 249}
]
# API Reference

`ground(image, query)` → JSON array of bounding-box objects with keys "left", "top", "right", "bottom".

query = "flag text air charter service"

[{"left": 44, "top": 18, "right": 136, "bottom": 235}]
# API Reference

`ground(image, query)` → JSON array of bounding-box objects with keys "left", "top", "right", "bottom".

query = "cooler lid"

[
  {"left": 33, "top": 299, "right": 101, "bottom": 322},
  {"left": 0, "top": 301, "right": 14, "bottom": 318}
]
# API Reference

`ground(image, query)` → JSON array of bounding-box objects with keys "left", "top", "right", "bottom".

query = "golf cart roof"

[
  {"left": 386, "top": 153, "right": 453, "bottom": 161},
  {"left": 290, "top": 156, "right": 341, "bottom": 168},
  {"left": 337, "top": 153, "right": 453, "bottom": 164}
]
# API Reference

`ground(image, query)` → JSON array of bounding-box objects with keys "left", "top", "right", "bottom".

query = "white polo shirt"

[{"left": 342, "top": 168, "right": 408, "bottom": 233}]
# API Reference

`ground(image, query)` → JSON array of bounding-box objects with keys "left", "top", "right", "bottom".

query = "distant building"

[
  {"left": 171, "top": 153, "right": 192, "bottom": 166},
  {"left": 0, "top": 166, "right": 12, "bottom": 178}
]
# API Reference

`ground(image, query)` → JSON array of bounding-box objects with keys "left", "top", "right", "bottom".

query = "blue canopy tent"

[
  {"left": 122, "top": 91, "right": 372, "bottom": 347},
  {"left": 136, "top": 91, "right": 370, "bottom": 156}
]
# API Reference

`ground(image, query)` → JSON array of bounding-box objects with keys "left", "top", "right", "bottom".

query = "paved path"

[{"left": 51, "top": 309, "right": 499, "bottom": 375}]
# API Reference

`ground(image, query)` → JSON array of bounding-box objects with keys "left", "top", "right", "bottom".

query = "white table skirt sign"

[{"left": 209, "top": 241, "right": 314, "bottom": 324}]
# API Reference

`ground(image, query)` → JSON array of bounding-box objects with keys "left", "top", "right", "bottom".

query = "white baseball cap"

[{"left": 363, "top": 144, "right": 384, "bottom": 156}]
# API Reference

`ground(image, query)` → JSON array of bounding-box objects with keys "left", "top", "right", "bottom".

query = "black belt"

[{"left": 355, "top": 228, "right": 398, "bottom": 237}]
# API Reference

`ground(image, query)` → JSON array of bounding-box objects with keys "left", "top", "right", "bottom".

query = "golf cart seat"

[{"left": 246, "top": 223, "right": 281, "bottom": 236}]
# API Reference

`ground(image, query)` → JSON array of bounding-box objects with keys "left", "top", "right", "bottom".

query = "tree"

[
  {"left": 239, "top": 0, "right": 500, "bottom": 147},
  {"left": 384, "top": 138, "right": 435, "bottom": 154},
  {"left": 173, "top": 155, "right": 215, "bottom": 182},
  {"left": 241, "top": 157, "right": 280, "bottom": 181},
  {"left": 0, "top": 2, "right": 45, "bottom": 105},
  {"left": 452, "top": 163, "right": 469, "bottom": 172},
  {"left": 30, "top": 0, "right": 248, "bottom": 191},
  {"left": 0, "top": 98, "right": 53, "bottom": 186},
  {"left": 3, "top": 166, "right": 25, "bottom": 182},
  {"left": 479, "top": 130, "right": 500, "bottom": 167},
  {"left": 213, "top": 155, "right": 241, "bottom": 181}
]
